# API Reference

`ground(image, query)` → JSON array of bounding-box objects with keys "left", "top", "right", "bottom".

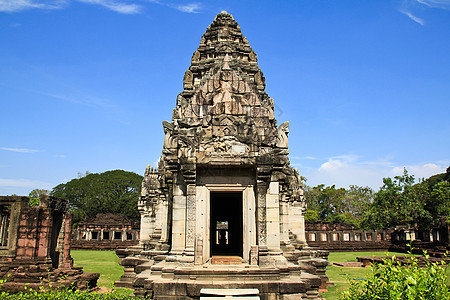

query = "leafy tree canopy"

[
  {"left": 361, "top": 168, "right": 450, "bottom": 230},
  {"left": 51, "top": 170, "right": 143, "bottom": 223},
  {"left": 28, "top": 189, "right": 49, "bottom": 206},
  {"left": 304, "top": 184, "right": 373, "bottom": 228}
]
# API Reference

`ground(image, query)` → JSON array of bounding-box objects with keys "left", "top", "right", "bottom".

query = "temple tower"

[{"left": 117, "top": 11, "right": 328, "bottom": 299}]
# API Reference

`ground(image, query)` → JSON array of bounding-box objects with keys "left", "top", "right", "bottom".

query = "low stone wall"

[
  {"left": 305, "top": 222, "right": 392, "bottom": 251},
  {"left": 71, "top": 239, "right": 138, "bottom": 250},
  {"left": 307, "top": 240, "right": 391, "bottom": 251}
]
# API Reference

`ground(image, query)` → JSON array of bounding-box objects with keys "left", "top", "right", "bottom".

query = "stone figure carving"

[
  {"left": 276, "top": 121, "right": 289, "bottom": 148},
  {"left": 290, "top": 168, "right": 305, "bottom": 204},
  {"left": 183, "top": 70, "right": 193, "bottom": 89},
  {"left": 162, "top": 121, "right": 176, "bottom": 150},
  {"left": 255, "top": 71, "right": 264, "bottom": 90},
  {"left": 141, "top": 164, "right": 159, "bottom": 198},
  {"left": 192, "top": 50, "right": 200, "bottom": 62}
]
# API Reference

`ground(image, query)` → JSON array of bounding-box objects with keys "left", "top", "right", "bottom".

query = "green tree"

[
  {"left": 344, "top": 185, "right": 373, "bottom": 222},
  {"left": 304, "top": 184, "right": 373, "bottom": 227},
  {"left": 432, "top": 181, "right": 450, "bottom": 220},
  {"left": 361, "top": 169, "right": 432, "bottom": 230},
  {"left": 29, "top": 189, "right": 49, "bottom": 198},
  {"left": 51, "top": 170, "right": 143, "bottom": 223},
  {"left": 304, "top": 184, "right": 346, "bottom": 221},
  {"left": 28, "top": 189, "right": 49, "bottom": 206}
]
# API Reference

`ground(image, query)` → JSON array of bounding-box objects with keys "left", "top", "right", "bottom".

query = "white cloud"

[
  {"left": 0, "top": 147, "right": 41, "bottom": 153},
  {"left": 0, "top": 0, "right": 202, "bottom": 14},
  {"left": 146, "top": 0, "right": 201, "bottom": 13},
  {"left": 400, "top": 9, "right": 425, "bottom": 25},
  {"left": 45, "top": 92, "right": 120, "bottom": 113},
  {"left": 176, "top": 2, "right": 200, "bottom": 13},
  {"left": 391, "top": 163, "right": 444, "bottom": 180},
  {"left": 303, "top": 154, "right": 448, "bottom": 190},
  {"left": 290, "top": 156, "right": 318, "bottom": 160},
  {"left": 400, "top": 0, "right": 450, "bottom": 25},
  {"left": 416, "top": 0, "right": 450, "bottom": 9},
  {"left": 0, "top": 0, "right": 63, "bottom": 12},
  {"left": 0, "top": 178, "right": 52, "bottom": 189},
  {"left": 77, "top": 0, "right": 141, "bottom": 14},
  {"left": 55, "top": 154, "right": 66, "bottom": 158}
]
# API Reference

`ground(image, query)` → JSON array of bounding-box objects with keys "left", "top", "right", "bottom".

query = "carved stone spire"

[{"left": 169, "top": 11, "right": 280, "bottom": 153}]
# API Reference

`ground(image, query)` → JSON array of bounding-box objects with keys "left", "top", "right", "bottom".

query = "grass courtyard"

[
  {"left": 322, "top": 251, "right": 399, "bottom": 299},
  {"left": 71, "top": 250, "right": 125, "bottom": 289}
]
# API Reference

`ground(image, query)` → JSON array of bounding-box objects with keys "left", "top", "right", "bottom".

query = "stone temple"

[{"left": 117, "top": 11, "right": 328, "bottom": 299}]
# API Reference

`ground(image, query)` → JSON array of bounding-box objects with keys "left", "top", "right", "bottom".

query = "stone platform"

[{"left": 131, "top": 263, "right": 322, "bottom": 300}]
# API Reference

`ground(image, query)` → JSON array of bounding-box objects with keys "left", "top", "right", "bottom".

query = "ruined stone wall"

[
  {"left": 72, "top": 213, "right": 139, "bottom": 250},
  {"left": 305, "top": 222, "right": 392, "bottom": 251},
  {"left": 0, "top": 196, "right": 99, "bottom": 293}
]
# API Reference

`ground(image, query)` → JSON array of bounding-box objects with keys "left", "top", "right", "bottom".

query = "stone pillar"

[
  {"left": 256, "top": 181, "right": 267, "bottom": 248},
  {"left": 266, "top": 181, "right": 281, "bottom": 253},
  {"left": 184, "top": 184, "right": 196, "bottom": 257},
  {"left": 289, "top": 201, "right": 307, "bottom": 248},
  {"left": 171, "top": 180, "right": 186, "bottom": 255},
  {"left": 159, "top": 198, "right": 170, "bottom": 247},
  {"left": 139, "top": 210, "right": 154, "bottom": 243},
  {"left": 196, "top": 186, "right": 209, "bottom": 263},
  {"left": 37, "top": 209, "right": 51, "bottom": 258},
  {"left": 243, "top": 186, "right": 256, "bottom": 261},
  {"left": 279, "top": 198, "right": 289, "bottom": 245},
  {"left": 62, "top": 214, "right": 73, "bottom": 269}
]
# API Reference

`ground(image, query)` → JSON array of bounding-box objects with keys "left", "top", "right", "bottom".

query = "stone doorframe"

[{"left": 195, "top": 184, "right": 257, "bottom": 264}]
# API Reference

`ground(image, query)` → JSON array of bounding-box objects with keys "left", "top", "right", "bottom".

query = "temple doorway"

[{"left": 210, "top": 191, "right": 243, "bottom": 257}]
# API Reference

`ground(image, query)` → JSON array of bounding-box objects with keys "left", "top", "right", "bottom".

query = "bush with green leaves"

[
  {"left": 0, "top": 288, "right": 137, "bottom": 300},
  {"left": 0, "top": 277, "right": 137, "bottom": 300},
  {"left": 342, "top": 251, "right": 449, "bottom": 300}
]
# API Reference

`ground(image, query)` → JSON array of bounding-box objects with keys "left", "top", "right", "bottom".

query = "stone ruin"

[
  {"left": 72, "top": 213, "right": 140, "bottom": 251},
  {"left": 0, "top": 195, "right": 99, "bottom": 293},
  {"left": 305, "top": 222, "right": 392, "bottom": 251},
  {"left": 116, "top": 11, "right": 329, "bottom": 299}
]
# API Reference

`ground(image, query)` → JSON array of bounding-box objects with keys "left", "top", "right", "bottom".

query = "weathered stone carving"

[
  {"left": 162, "top": 121, "right": 176, "bottom": 151},
  {"left": 276, "top": 121, "right": 289, "bottom": 148},
  {"left": 183, "top": 69, "right": 193, "bottom": 89},
  {"left": 192, "top": 50, "right": 200, "bottom": 62}
]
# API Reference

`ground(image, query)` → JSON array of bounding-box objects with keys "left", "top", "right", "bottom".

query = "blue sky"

[{"left": 0, "top": 0, "right": 449, "bottom": 195}]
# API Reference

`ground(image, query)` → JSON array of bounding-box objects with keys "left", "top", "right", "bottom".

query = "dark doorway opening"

[{"left": 210, "top": 192, "right": 243, "bottom": 257}]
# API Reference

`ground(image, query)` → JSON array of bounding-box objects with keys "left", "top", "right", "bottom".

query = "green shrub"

[
  {"left": 0, "top": 286, "right": 137, "bottom": 299},
  {"left": 342, "top": 251, "right": 449, "bottom": 300}
]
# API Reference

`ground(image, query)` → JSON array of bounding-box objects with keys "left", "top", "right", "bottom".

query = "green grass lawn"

[
  {"left": 322, "top": 251, "right": 416, "bottom": 300},
  {"left": 71, "top": 250, "right": 125, "bottom": 289}
]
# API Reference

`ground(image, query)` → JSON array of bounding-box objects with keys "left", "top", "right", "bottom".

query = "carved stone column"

[
  {"left": 256, "top": 180, "right": 267, "bottom": 248},
  {"left": 184, "top": 184, "right": 196, "bottom": 257}
]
